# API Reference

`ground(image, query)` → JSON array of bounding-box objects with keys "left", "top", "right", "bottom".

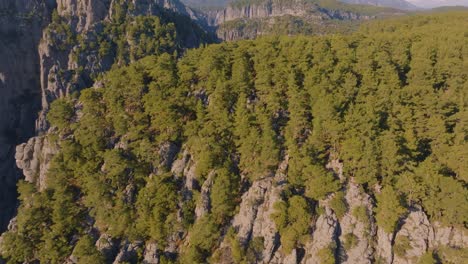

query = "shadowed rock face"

[{"left": 0, "top": 0, "right": 53, "bottom": 232}]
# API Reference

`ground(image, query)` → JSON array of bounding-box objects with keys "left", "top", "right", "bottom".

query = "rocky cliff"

[
  {"left": 0, "top": 0, "right": 54, "bottom": 232},
  {"left": 0, "top": 0, "right": 210, "bottom": 232},
  {"left": 9, "top": 141, "right": 468, "bottom": 263}
]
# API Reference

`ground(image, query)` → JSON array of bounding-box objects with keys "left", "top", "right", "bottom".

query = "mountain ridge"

[
  {"left": 201, "top": 0, "right": 406, "bottom": 40},
  {"left": 340, "top": 0, "right": 418, "bottom": 10}
]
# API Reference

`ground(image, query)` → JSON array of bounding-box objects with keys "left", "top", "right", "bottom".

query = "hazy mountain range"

[
  {"left": 407, "top": 0, "right": 468, "bottom": 7},
  {"left": 182, "top": 0, "right": 468, "bottom": 9}
]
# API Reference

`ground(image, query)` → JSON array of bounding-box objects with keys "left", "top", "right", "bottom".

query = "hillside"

[{"left": 1, "top": 12, "right": 467, "bottom": 264}]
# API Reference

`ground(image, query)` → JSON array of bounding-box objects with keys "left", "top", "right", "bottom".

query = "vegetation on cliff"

[{"left": 1, "top": 11, "right": 467, "bottom": 264}]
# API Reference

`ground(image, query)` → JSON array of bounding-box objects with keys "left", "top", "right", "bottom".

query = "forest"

[{"left": 0, "top": 11, "right": 467, "bottom": 264}]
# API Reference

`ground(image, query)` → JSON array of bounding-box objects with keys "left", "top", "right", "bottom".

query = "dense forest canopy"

[{"left": 1, "top": 11, "right": 467, "bottom": 264}]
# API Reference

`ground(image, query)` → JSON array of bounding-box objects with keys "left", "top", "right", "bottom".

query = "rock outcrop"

[
  {"left": 339, "top": 181, "right": 376, "bottom": 264},
  {"left": 143, "top": 242, "right": 159, "bottom": 264},
  {"left": 393, "top": 209, "right": 433, "bottom": 264},
  {"left": 303, "top": 206, "right": 338, "bottom": 264},
  {"left": 376, "top": 228, "right": 394, "bottom": 263},
  {"left": 15, "top": 136, "right": 56, "bottom": 191},
  {"left": 431, "top": 222, "right": 468, "bottom": 249},
  {"left": 96, "top": 233, "right": 120, "bottom": 261},
  {"left": 195, "top": 170, "right": 215, "bottom": 218}
]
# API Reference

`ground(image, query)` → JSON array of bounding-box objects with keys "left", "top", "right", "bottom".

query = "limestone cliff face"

[
  {"left": 213, "top": 0, "right": 314, "bottom": 25},
  {"left": 206, "top": 0, "right": 380, "bottom": 41},
  {"left": 204, "top": 0, "right": 411, "bottom": 41},
  {"left": 0, "top": 0, "right": 53, "bottom": 232}
]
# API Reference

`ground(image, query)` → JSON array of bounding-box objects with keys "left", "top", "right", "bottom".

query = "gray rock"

[
  {"left": 303, "top": 206, "right": 338, "bottom": 264},
  {"left": 15, "top": 136, "right": 56, "bottom": 191},
  {"left": 232, "top": 178, "right": 272, "bottom": 246},
  {"left": 252, "top": 156, "right": 288, "bottom": 263},
  {"left": 216, "top": 156, "right": 288, "bottom": 263},
  {"left": 393, "top": 209, "right": 433, "bottom": 264},
  {"left": 57, "top": 0, "right": 111, "bottom": 33},
  {"left": 375, "top": 228, "right": 394, "bottom": 264},
  {"left": 171, "top": 149, "right": 190, "bottom": 177},
  {"left": 195, "top": 170, "right": 215, "bottom": 218},
  {"left": 158, "top": 141, "right": 179, "bottom": 170},
  {"left": 96, "top": 233, "right": 119, "bottom": 262},
  {"left": 6, "top": 217, "right": 17, "bottom": 233},
  {"left": 339, "top": 181, "right": 376, "bottom": 264},
  {"left": 430, "top": 222, "right": 468, "bottom": 249},
  {"left": 326, "top": 157, "right": 344, "bottom": 181},
  {"left": 143, "top": 242, "right": 159, "bottom": 264},
  {"left": 270, "top": 247, "right": 297, "bottom": 264},
  {"left": 183, "top": 159, "right": 198, "bottom": 190},
  {"left": 113, "top": 241, "right": 142, "bottom": 264}
]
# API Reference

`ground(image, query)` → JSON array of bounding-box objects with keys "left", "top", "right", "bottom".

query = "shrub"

[
  {"left": 73, "top": 235, "right": 105, "bottom": 264},
  {"left": 394, "top": 236, "right": 411, "bottom": 257},
  {"left": 330, "top": 191, "right": 347, "bottom": 219},
  {"left": 317, "top": 243, "right": 336, "bottom": 264},
  {"left": 47, "top": 99, "right": 74, "bottom": 130},
  {"left": 343, "top": 233, "right": 358, "bottom": 251}
]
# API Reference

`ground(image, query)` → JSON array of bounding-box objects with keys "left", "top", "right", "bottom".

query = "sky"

[{"left": 406, "top": 0, "right": 468, "bottom": 8}]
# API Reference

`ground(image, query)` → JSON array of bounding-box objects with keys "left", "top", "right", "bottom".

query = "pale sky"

[{"left": 406, "top": 0, "right": 468, "bottom": 8}]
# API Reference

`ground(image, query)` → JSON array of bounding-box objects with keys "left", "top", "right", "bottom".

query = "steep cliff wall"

[{"left": 0, "top": 0, "right": 53, "bottom": 232}]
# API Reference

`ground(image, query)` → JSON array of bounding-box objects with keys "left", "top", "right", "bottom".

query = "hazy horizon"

[{"left": 404, "top": 0, "right": 468, "bottom": 8}]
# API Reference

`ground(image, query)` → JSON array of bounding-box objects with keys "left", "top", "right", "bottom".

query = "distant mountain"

[
  {"left": 407, "top": 0, "right": 468, "bottom": 8},
  {"left": 340, "top": 0, "right": 418, "bottom": 10},
  {"left": 430, "top": 5, "right": 468, "bottom": 10}
]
